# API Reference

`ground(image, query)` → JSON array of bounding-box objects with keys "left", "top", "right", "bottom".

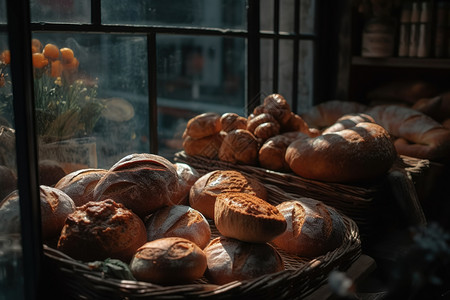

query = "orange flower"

[
  {"left": 1, "top": 50, "right": 10, "bottom": 64},
  {"left": 60, "top": 48, "right": 74, "bottom": 63},
  {"left": 50, "top": 60, "right": 63, "bottom": 77},
  {"left": 32, "top": 53, "right": 49, "bottom": 69},
  {"left": 31, "top": 39, "right": 42, "bottom": 53},
  {"left": 62, "top": 57, "right": 79, "bottom": 72},
  {"left": 43, "top": 43, "right": 60, "bottom": 60}
]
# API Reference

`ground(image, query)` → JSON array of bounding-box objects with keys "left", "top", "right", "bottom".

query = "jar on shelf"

[{"left": 361, "top": 15, "right": 396, "bottom": 58}]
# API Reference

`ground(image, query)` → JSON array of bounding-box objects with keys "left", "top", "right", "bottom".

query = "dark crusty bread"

[
  {"left": 220, "top": 112, "right": 247, "bottom": 132},
  {"left": 218, "top": 129, "right": 259, "bottom": 165},
  {"left": 183, "top": 112, "right": 221, "bottom": 139}
]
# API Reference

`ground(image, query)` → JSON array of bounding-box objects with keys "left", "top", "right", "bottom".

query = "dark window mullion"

[
  {"left": 292, "top": 0, "right": 300, "bottom": 112},
  {"left": 148, "top": 32, "right": 158, "bottom": 154},
  {"left": 273, "top": 0, "right": 280, "bottom": 93},
  {"left": 247, "top": 0, "right": 260, "bottom": 114},
  {"left": 91, "top": 0, "right": 101, "bottom": 25}
]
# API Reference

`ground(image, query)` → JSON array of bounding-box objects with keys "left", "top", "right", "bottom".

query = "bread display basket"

[{"left": 43, "top": 182, "right": 361, "bottom": 300}]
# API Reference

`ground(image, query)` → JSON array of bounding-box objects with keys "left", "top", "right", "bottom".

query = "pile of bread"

[
  {"left": 0, "top": 153, "right": 347, "bottom": 286},
  {"left": 182, "top": 93, "right": 450, "bottom": 184}
]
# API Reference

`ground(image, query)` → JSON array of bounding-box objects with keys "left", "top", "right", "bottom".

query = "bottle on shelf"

[
  {"left": 398, "top": 2, "right": 412, "bottom": 57},
  {"left": 417, "top": 1, "right": 431, "bottom": 58},
  {"left": 409, "top": 1, "right": 421, "bottom": 57},
  {"left": 434, "top": 1, "right": 448, "bottom": 58}
]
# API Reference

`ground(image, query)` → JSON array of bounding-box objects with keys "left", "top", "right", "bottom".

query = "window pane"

[
  {"left": 300, "top": 0, "right": 315, "bottom": 34},
  {"left": 30, "top": 0, "right": 91, "bottom": 24},
  {"left": 260, "top": 38, "right": 273, "bottom": 96},
  {"left": 156, "top": 35, "right": 246, "bottom": 159},
  {"left": 0, "top": 32, "right": 24, "bottom": 300},
  {"left": 260, "top": 0, "right": 273, "bottom": 32},
  {"left": 278, "top": 39, "right": 294, "bottom": 107},
  {"left": 298, "top": 40, "right": 314, "bottom": 113},
  {"left": 32, "top": 33, "right": 149, "bottom": 170},
  {"left": 102, "top": 0, "right": 246, "bottom": 29},
  {"left": 280, "top": 0, "right": 295, "bottom": 33},
  {"left": 0, "top": 0, "right": 6, "bottom": 24}
]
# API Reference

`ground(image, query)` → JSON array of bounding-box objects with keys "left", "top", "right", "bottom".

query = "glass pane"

[
  {"left": 280, "top": 0, "right": 295, "bottom": 33},
  {"left": 298, "top": 40, "right": 314, "bottom": 113},
  {"left": 260, "top": 38, "right": 274, "bottom": 97},
  {"left": 300, "top": 0, "right": 315, "bottom": 34},
  {"left": 30, "top": 0, "right": 91, "bottom": 24},
  {"left": 156, "top": 35, "right": 246, "bottom": 159},
  {"left": 102, "top": 0, "right": 246, "bottom": 29},
  {"left": 0, "top": 0, "right": 6, "bottom": 24},
  {"left": 0, "top": 32, "right": 24, "bottom": 300},
  {"left": 278, "top": 39, "right": 294, "bottom": 107},
  {"left": 32, "top": 33, "right": 149, "bottom": 171},
  {"left": 260, "top": 0, "right": 273, "bottom": 32}
]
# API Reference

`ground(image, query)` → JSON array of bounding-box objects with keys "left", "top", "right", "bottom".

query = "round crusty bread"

[
  {"left": 145, "top": 205, "right": 211, "bottom": 249},
  {"left": 0, "top": 185, "right": 75, "bottom": 241},
  {"left": 272, "top": 198, "right": 346, "bottom": 257},
  {"left": 189, "top": 170, "right": 267, "bottom": 220},
  {"left": 129, "top": 237, "right": 207, "bottom": 285},
  {"left": 322, "top": 113, "right": 375, "bottom": 134},
  {"left": 204, "top": 236, "right": 284, "bottom": 285},
  {"left": 173, "top": 163, "right": 200, "bottom": 205},
  {"left": 55, "top": 168, "right": 108, "bottom": 207},
  {"left": 285, "top": 122, "right": 397, "bottom": 183},
  {"left": 182, "top": 131, "right": 225, "bottom": 159},
  {"left": 183, "top": 112, "right": 221, "bottom": 139},
  {"left": 218, "top": 129, "right": 259, "bottom": 165},
  {"left": 39, "top": 159, "right": 67, "bottom": 187},
  {"left": 253, "top": 94, "right": 292, "bottom": 127},
  {"left": 93, "top": 153, "right": 180, "bottom": 218},
  {"left": 220, "top": 112, "right": 247, "bottom": 132},
  {"left": 57, "top": 199, "right": 147, "bottom": 262},
  {"left": 214, "top": 192, "right": 287, "bottom": 243}
]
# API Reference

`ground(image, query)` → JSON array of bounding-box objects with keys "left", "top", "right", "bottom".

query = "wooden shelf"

[{"left": 352, "top": 56, "right": 450, "bottom": 69}]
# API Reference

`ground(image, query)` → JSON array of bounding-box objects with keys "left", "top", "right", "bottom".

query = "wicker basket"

[{"left": 43, "top": 184, "right": 361, "bottom": 300}]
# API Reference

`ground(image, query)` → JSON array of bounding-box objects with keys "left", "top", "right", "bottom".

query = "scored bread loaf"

[
  {"left": 218, "top": 129, "right": 259, "bottom": 165},
  {"left": 322, "top": 113, "right": 375, "bottom": 134},
  {"left": 183, "top": 112, "right": 221, "bottom": 139},
  {"left": 220, "top": 112, "right": 247, "bottom": 132},
  {"left": 272, "top": 198, "right": 346, "bottom": 257},
  {"left": 204, "top": 236, "right": 284, "bottom": 285},
  {"left": 182, "top": 132, "right": 225, "bottom": 159},
  {"left": 173, "top": 162, "right": 200, "bottom": 205},
  {"left": 145, "top": 205, "right": 211, "bottom": 249},
  {"left": 189, "top": 170, "right": 267, "bottom": 219},
  {"left": 130, "top": 237, "right": 207, "bottom": 285},
  {"left": 214, "top": 192, "right": 287, "bottom": 243}
]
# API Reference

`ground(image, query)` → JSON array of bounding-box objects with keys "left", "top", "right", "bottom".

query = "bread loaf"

[
  {"left": 173, "top": 163, "right": 200, "bottom": 205},
  {"left": 57, "top": 199, "right": 147, "bottom": 262},
  {"left": 183, "top": 112, "right": 221, "bottom": 139},
  {"left": 218, "top": 129, "right": 259, "bottom": 165},
  {"left": 322, "top": 113, "right": 375, "bottom": 134},
  {"left": 272, "top": 198, "right": 346, "bottom": 257},
  {"left": 130, "top": 237, "right": 207, "bottom": 284},
  {"left": 93, "top": 153, "right": 180, "bottom": 218},
  {"left": 365, "top": 105, "right": 450, "bottom": 162},
  {"left": 145, "top": 205, "right": 211, "bottom": 249},
  {"left": 214, "top": 192, "right": 287, "bottom": 243},
  {"left": 285, "top": 122, "right": 397, "bottom": 183},
  {"left": 300, "top": 100, "right": 368, "bottom": 130},
  {"left": 0, "top": 186, "right": 76, "bottom": 241},
  {"left": 182, "top": 132, "right": 225, "bottom": 159},
  {"left": 204, "top": 236, "right": 284, "bottom": 285},
  {"left": 220, "top": 112, "right": 247, "bottom": 132},
  {"left": 189, "top": 170, "right": 267, "bottom": 220},
  {"left": 55, "top": 168, "right": 107, "bottom": 207},
  {"left": 39, "top": 159, "right": 67, "bottom": 186},
  {"left": 412, "top": 92, "right": 450, "bottom": 122},
  {"left": 253, "top": 94, "right": 292, "bottom": 127}
]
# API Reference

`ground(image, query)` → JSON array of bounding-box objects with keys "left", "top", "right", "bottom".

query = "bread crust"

[
  {"left": 220, "top": 112, "right": 247, "bottom": 132},
  {"left": 218, "top": 129, "right": 259, "bottom": 165},
  {"left": 184, "top": 112, "right": 221, "bottom": 139}
]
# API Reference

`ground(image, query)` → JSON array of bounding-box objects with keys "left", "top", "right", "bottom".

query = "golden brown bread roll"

[
  {"left": 281, "top": 112, "right": 321, "bottom": 137},
  {"left": 0, "top": 186, "right": 76, "bottom": 241},
  {"left": 183, "top": 112, "right": 221, "bottom": 139},
  {"left": 253, "top": 94, "right": 292, "bottom": 127},
  {"left": 57, "top": 199, "right": 147, "bottom": 262},
  {"left": 300, "top": 100, "right": 368, "bottom": 130},
  {"left": 220, "top": 112, "right": 247, "bottom": 132},
  {"left": 247, "top": 113, "right": 278, "bottom": 133},
  {"left": 214, "top": 192, "right": 287, "bottom": 243},
  {"left": 189, "top": 170, "right": 267, "bottom": 220},
  {"left": 365, "top": 105, "right": 450, "bottom": 162},
  {"left": 173, "top": 163, "right": 200, "bottom": 205},
  {"left": 204, "top": 236, "right": 284, "bottom": 285},
  {"left": 145, "top": 205, "right": 211, "bottom": 249},
  {"left": 218, "top": 129, "right": 259, "bottom": 165},
  {"left": 253, "top": 122, "right": 280, "bottom": 140},
  {"left": 272, "top": 198, "right": 346, "bottom": 257},
  {"left": 130, "top": 237, "right": 207, "bottom": 284},
  {"left": 55, "top": 168, "right": 108, "bottom": 207},
  {"left": 322, "top": 113, "right": 375, "bottom": 134},
  {"left": 285, "top": 122, "right": 397, "bottom": 183},
  {"left": 93, "top": 153, "right": 180, "bottom": 218},
  {"left": 182, "top": 131, "right": 225, "bottom": 159},
  {"left": 39, "top": 159, "right": 67, "bottom": 187}
]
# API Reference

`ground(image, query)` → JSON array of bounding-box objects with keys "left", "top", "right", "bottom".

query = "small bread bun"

[
  {"left": 282, "top": 112, "right": 320, "bottom": 137},
  {"left": 184, "top": 112, "right": 221, "bottom": 139},
  {"left": 214, "top": 192, "right": 286, "bottom": 243},
  {"left": 204, "top": 236, "right": 284, "bottom": 285},
  {"left": 220, "top": 112, "right": 247, "bottom": 132},
  {"left": 189, "top": 170, "right": 267, "bottom": 220},
  {"left": 254, "top": 94, "right": 292, "bottom": 127},
  {"left": 218, "top": 129, "right": 259, "bottom": 165},
  {"left": 173, "top": 163, "right": 200, "bottom": 205},
  {"left": 247, "top": 113, "right": 278, "bottom": 133},
  {"left": 57, "top": 199, "right": 147, "bottom": 262},
  {"left": 130, "top": 237, "right": 207, "bottom": 285},
  {"left": 55, "top": 168, "right": 108, "bottom": 207},
  {"left": 146, "top": 205, "right": 211, "bottom": 249},
  {"left": 182, "top": 132, "right": 225, "bottom": 159},
  {"left": 272, "top": 198, "right": 346, "bottom": 257},
  {"left": 253, "top": 122, "right": 280, "bottom": 140},
  {"left": 39, "top": 159, "right": 67, "bottom": 186},
  {"left": 93, "top": 153, "right": 180, "bottom": 218},
  {"left": 322, "top": 113, "right": 375, "bottom": 134},
  {"left": 0, "top": 186, "right": 75, "bottom": 241}
]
